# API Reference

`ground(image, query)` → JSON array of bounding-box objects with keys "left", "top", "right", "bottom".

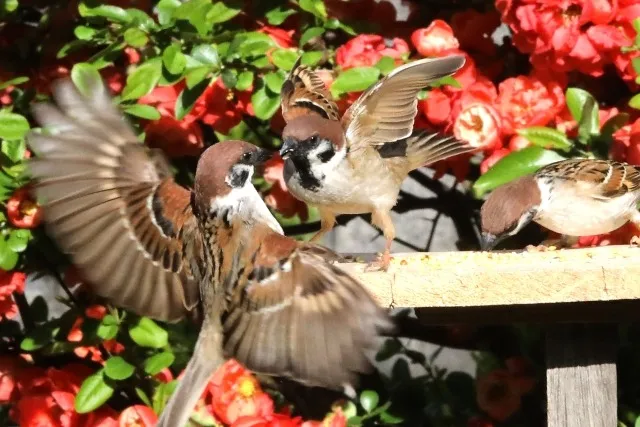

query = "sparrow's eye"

[
  {"left": 309, "top": 135, "right": 318, "bottom": 144},
  {"left": 241, "top": 152, "right": 252, "bottom": 162}
]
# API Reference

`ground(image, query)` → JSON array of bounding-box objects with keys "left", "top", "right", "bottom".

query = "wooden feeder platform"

[{"left": 337, "top": 245, "right": 640, "bottom": 427}]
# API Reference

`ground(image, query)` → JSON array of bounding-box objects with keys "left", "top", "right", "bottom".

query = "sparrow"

[
  {"left": 480, "top": 158, "right": 640, "bottom": 250},
  {"left": 278, "top": 55, "right": 475, "bottom": 271},
  {"left": 27, "top": 77, "right": 393, "bottom": 427}
]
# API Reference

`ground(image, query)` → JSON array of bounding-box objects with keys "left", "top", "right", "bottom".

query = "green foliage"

[{"left": 75, "top": 370, "right": 115, "bottom": 413}]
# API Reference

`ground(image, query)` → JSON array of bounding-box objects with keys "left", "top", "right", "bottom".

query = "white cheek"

[
  {"left": 225, "top": 164, "right": 254, "bottom": 187},
  {"left": 308, "top": 141, "right": 346, "bottom": 173}
]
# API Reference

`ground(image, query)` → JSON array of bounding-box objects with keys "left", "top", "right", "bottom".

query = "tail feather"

[
  {"left": 157, "top": 323, "right": 224, "bottom": 427},
  {"left": 405, "top": 130, "right": 475, "bottom": 171}
]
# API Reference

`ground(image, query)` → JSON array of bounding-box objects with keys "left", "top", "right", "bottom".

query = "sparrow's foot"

[
  {"left": 630, "top": 236, "right": 640, "bottom": 246},
  {"left": 364, "top": 252, "right": 391, "bottom": 272}
]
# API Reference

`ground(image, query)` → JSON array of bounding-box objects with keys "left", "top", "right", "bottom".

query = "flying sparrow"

[
  {"left": 278, "top": 55, "right": 475, "bottom": 271},
  {"left": 480, "top": 158, "right": 640, "bottom": 250},
  {"left": 27, "top": 77, "right": 393, "bottom": 427}
]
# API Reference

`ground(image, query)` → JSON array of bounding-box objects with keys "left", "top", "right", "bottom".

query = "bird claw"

[
  {"left": 630, "top": 236, "right": 640, "bottom": 246},
  {"left": 525, "top": 244, "right": 557, "bottom": 253},
  {"left": 364, "top": 252, "right": 390, "bottom": 272}
]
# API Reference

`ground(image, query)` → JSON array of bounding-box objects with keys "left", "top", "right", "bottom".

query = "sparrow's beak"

[
  {"left": 280, "top": 138, "right": 296, "bottom": 159},
  {"left": 480, "top": 232, "right": 500, "bottom": 251}
]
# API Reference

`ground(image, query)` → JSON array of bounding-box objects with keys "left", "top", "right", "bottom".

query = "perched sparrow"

[
  {"left": 480, "top": 158, "right": 640, "bottom": 250},
  {"left": 27, "top": 77, "right": 393, "bottom": 427},
  {"left": 278, "top": 56, "right": 475, "bottom": 271}
]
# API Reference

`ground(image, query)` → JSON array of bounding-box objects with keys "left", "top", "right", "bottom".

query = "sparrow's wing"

[
  {"left": 341, "top": 56, "right": 465, "bottom": 150},
  {"left": 222, "top": 229, "right": 392, "bottom": 389},
  {"left": 537, "top": 159, "right": 640, "bottom": 200},
  {"left": 27, "top": 77, "right": 201, "bottom": 322},
  {"left": 280, "top": 56, "right": 340, "bottom": 122}
]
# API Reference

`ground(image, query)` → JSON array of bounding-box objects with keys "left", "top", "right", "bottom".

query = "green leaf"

[
  {"left": 360, "top": 390, "right": 379, "bottom": 412},
  {"left": 75, "top": 370, "right": 115, "bottom": 413},
  {"left": 156, "top": 0, "right": 181, "bottom": 25},
  {"left": 144, "top": 351, "right": 175, "bottom": 376},
  {"left": 20, "top": 325, "right": 58, "bottom": 351},
  {"left": 472, "top": 146, "right": 566, "bottom": 197},
  {"left": 0, "top": 112, "right": 29, "bottom": 141},
  {"left": 431, "top": 75, "right": 461, "bottom": 89},
  {"left": 565, "top": 87, "right": 599, "bottom": 144},
  {"left": 175, "top": 79, "right": 209, "bottom": 120},
  {"left": 266, "top": 6, "right": 296, "bottom": 25},
  {"left": 379, "top": 411, "right": 404, "bottom": 424},
  {"left": 191, "top": 44, "right": 220, "bottom": 68},
  {"left": 236, "top": 71, "right": 254, "bottom": 91},
  {"left": 375, "top": 338, "right": 401, "bottom": 361},
  {"left": 635, "top": 415, "right": 640, "bottom": 427},
  {"left": 185, "top": 67, "right": 211, "bottom": 89},
  {"left": 331, "top": 67, "right": 380, "bottom": 96},
  {"left": 121, "top": 60, "right": 162, "bottom": 101},
  {"left": 300, "top": 27, "right": 325, "bottom": 47},
  {"left": 104, "top": 356, "right": 135, "bottom": 381},
  {"left": 78, "top": 3, "right": 132, "bottom": 24},
  {"left": 124, "top": 104, "right": 161, "bottom": 121},
  {"left": 152, "top": 380, "right": 178, "bottom": 415},
  {"left": 74, "top": 26, "right": 97, "bottom": 41},
  {"left": 97, "top": 314, "right": 119, "bottom": 340},
  {"left": 299, "top": 0, "right": 327, "bottom": 19},
  {"left": 375, "top": 56, "right": 395, "bottom": 75},
  {"left": 251, "top": 86, "right": 280, "bottom": 120},
  {"left": 517, "top": 127, "right": 573, "bottom": 152},
  {"left": 71, "top": 63, "right": 101, "bottom": 98},
  {"left": 2, "top": 139, "right": 25, "bottom": 162},
  {"left": 301, "top": 51, "right": 324, "bottom": 66},
  {"left": 630, "top": 93, "right": 640, "bottom": 110},
  {"left": 0, "top": 76, "right": 28, "bottom": 90},
  {"left": 124, "top": 28, "right": 148, "bottom": 48},
  {"left": 135, "top": 388, "right": 152, "bottom": 407},
  {"left": 3, "top": 0, "right": 18, "bottom": 13},
  {"left": 163, "top": 44, "right": 187, "bottom": 75},
  {"left": 237, "top": 32, "right": 277, "bottom": 58},
  {"left": 7, "top": 229, "right": 30, "bottom": 252},
  {"left": 221, "top": 69, "right": 238, "bottom": 89},
  {"left": 175, "top": 0, "right": 214, "bottom": 35},
  {"left": 264, "top": 71, "right": 285, "bottom": 94},
  {"left": 271, "top": 49, "right": 298, "bottom": 71},
  {"left": 207, "top": 1, "right": 241, "bottom": 24},
  {"left": 129, "top": 317, "right": 169, "bottom": 348}
]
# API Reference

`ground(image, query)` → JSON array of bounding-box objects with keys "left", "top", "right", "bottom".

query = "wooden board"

[{"left": 337, "top": 245, "right": 640, "bottom": 323}]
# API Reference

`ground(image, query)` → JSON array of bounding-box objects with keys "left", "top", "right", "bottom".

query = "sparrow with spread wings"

[
  {"left": 278, "top": 55, "right": 476, "bottom": 271},
  {"left": 480, "top": 158, "right": 640, "bottom": 249},
  {"left": 27, "top": 77, "right": 393, "bottom": 427}
]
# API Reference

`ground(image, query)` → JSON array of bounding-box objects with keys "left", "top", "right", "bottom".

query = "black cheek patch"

[
  {"left": 287, "top": 157, "right": 322, "bottom": 192},
  {"left": 228, "top": 168, "right": 250, "bottom": 188},
  {"left": 317, "top": 148, "right": 335, "bottom": 163}
]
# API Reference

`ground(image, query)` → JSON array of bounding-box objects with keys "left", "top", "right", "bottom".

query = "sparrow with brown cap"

[
  {"left": 278, "top": 55, "right": 475, "bottom": 271},
  {"left": 27, "top": 76, "right": 393, "bottom": 427},
  {"left": 480, "top": 158, "right": 640, "bottom": 250}
]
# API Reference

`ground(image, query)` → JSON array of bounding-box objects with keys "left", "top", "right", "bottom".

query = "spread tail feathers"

[
  {"left": 157, "top": 323, "right": 224, "bottom": 427},
  {"left": 403, "top": 130, "right": 474, "bottom": 171}
]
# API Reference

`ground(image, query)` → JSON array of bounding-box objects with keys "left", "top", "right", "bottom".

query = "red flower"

[
  {"left": 118, "top": 405, "right": 158, "bottom": 427},
  {"left": 454, "top": 103, "right": 502, "bottom": 151},
  {"left": 232, "top": 413, "right": 303, "bottom": 427},
  {"left": 496, "top": 75, "right": 565, "bottom": 135},
  {"left": 7, "top": 187, "right": 43, "bottom": 229},
  {"left": 411, "top": 20, "right": 460, "bottom": 58},
  {"left": 301, "top": 406, "right": 348, "bottom": 427},
  {"left": 263, "top": 154, "right": 308, "bottom": 220},
  {"left": 144, "top": 116, "right": 204, "bottom": 158},
  {"left": 208, "top": 360, "right": 275, "bottom": 425},
  {"left": 508, "top": 135, "right": 531, "bottom": 151},
  {"left": 0, "top": 271, "right": 26, "bottom": 297},
  {"left": 260, "top": 26, "right": 295, "bottom": 48},
  {"left": 201, "top": 79, "right": 253, "bottom": 134},
  {"left": 476, "top": 358, "right": 536, "bottom": 421},
  {"left": 480, "top": 148, "right": 511, "bottom": 175},
  {"left": 336, "top": 34, "right": 409, "bottom": 70},
  {"left": 467, "top": 416, "right": 495, "bottom": 427}
]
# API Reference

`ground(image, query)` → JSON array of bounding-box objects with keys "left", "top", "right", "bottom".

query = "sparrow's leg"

[
  {"left": 628, "top": 211, "right": 640, "bottom": 245},
  {"left": 537, "top": 235, "right": 577, "bottom": 249},
  {"left": 310, "top": 209, "right": 336, "bottom": 243},
  {"left": 365, "top": 209, "right": 395, "bottom": 272}
]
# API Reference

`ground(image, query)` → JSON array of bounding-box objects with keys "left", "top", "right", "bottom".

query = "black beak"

[
  {"left": 480, "top": 232, "right": 500, "bottom": 251},
  {"left": 280, "top": 138, "right": 295, "bottom": 158},
  {"left": 252, "top": 148, "right": 274, "bottom": 165}
]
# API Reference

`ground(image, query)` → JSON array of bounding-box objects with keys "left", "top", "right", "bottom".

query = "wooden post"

[{"left": 546, "top": 324, "right": 618, "bottom": 427}]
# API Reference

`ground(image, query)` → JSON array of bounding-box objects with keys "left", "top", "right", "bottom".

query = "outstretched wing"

[
  {"left": 28, "top": 77, "right": 201, "bottom": 322},
  {"left": 342, "top": 55, "right": 465, "bottom": 151},
  {"left": 222, "top": 228, "right": 392, "bottom": 389},
  {"left": 280, "top": 56, "right": 340, "bottom": 122}
]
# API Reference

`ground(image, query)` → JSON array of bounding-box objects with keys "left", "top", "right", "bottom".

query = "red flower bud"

[{"left": 7, "top": 187, "right": 42, "bottom": 229}]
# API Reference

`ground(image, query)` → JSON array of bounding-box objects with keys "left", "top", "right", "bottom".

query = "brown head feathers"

[
  {"left": 480, "top": 175, "right": 541, "bottom": 237},
  {"left": 282, "top": 115, "right": 346, "bottom": 150}
]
